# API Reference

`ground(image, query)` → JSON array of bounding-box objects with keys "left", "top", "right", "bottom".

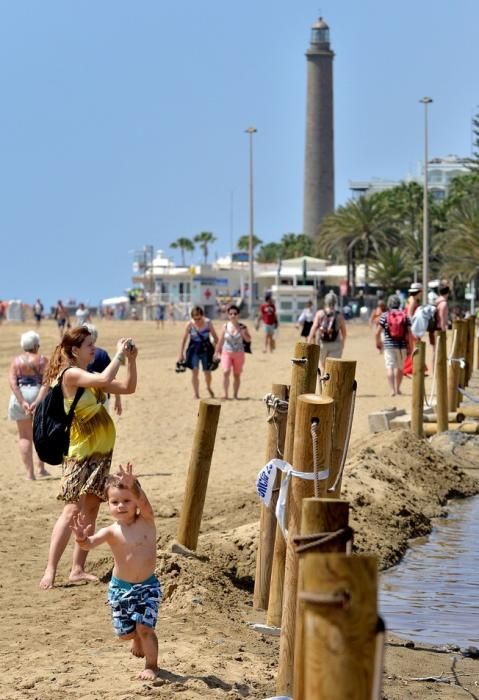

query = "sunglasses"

[{"left": 228, "top": 311, "right": 238, "bottom": 316}]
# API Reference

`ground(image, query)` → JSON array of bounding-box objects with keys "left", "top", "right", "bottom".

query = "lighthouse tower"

[{"left": 302, "top": 17, "right": 335, "bottom": 239}]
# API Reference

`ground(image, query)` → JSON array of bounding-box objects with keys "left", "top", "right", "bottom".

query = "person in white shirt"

[
  {"left": 296, "top": 300, "right": 315, "bottom": 338},
  {"left": 75, "top": 303, "right": 91, "bottom": 326}
]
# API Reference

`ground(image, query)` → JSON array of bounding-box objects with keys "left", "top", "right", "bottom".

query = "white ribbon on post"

[{"left": 256, "top": 459, "right": 329, "bottom": 539}]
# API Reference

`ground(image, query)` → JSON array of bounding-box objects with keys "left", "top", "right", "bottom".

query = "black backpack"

[
  {"left": 319, "top": 311, "right": 339, "bottom": 342},
  {"left": 33, "top": 370, "right": 84, "bottom": 465}
]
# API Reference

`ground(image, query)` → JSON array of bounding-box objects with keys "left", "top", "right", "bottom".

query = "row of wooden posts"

[
  {"left": 172, "top": 342, "right": 381, "bottom": 699},
  {"left": 411, "top": 318, "right": 479, "bottom": 437}
]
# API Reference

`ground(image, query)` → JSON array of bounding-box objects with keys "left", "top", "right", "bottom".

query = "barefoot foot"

[
  {"left": 138, "top": 667, "right": 158, "bottom": 680},
  {"left": 37, "top": 469, "right": 50, "bottom": 477},
  {"left": 207, "top": 388, "right": 215, "bottom": 398},
  {"left": 68, "top": 571, "right": 99, "bottom": 584},
  {"left": 39, "top": 567, "right": 55, "bottom": 590}
]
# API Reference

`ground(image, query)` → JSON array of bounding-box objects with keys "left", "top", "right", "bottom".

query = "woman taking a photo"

[
  {"left": 215, "top": 304, "right": 251, "bottom": 400},
  {"left": 39, "top": 326, "right": 137, "bottom": 589},
  {"left": 178, "top": 305, "right": 218, "bottom": 399},
  {"left": 8, "top": 330, "right": 50, "bottom": 480}
]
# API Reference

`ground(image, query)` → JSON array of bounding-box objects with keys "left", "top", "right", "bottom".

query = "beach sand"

[{"left": 1, "top": 318, "right": 478, "bottom": 699}]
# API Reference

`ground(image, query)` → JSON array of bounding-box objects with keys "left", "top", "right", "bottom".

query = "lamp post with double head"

[
  {"left": 419, "top": 97, "right": 433, "bottom": 299},
  {"left": 245, "top": 127, "right": 257, "bottom": 317}
]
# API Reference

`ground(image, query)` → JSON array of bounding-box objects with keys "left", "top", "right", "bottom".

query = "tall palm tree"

[
  {"left": 237, "top": 234, "right": 263, "bottom": 256},
  {"left": 318, "top": 195, "right": 388, "bottom": 292},
  {"left": 279, "top": 233, "right": 314, "bottom": 258},
  {"left": 443, "top": 197, "right": 479, "bottom": 279},
  {"left": 369, "top": 247, "right": 413, "bottom": 295},
  {"left": 170, "top": 237, "right": 195, "bottom": 266},
  {"left": 194, "top": 231, "right": 217, "bottom": 265}
]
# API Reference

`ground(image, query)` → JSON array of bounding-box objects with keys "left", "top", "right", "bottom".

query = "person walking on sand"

[
  {"left": 296, "top": 300, "right": 315, "bottom": 338},
  {"left": 39, "top": 326, "right": 138, "bottom": 589},
  {"left": 7, "top": 330, "right": 50, "bottom": 480},
  {"left": 257, "top": 292, "right": 278, "bottom": 353},
  {"left": 308, "top": 291, "right": 347, "bottom": 372},
  {"left": 178, "top": 306, "right": 218, "bottom": 399},
  {"left": 376, "top": 294, "right": 412, "bottom": 397},
  {"left": 33, "top": 298, "right": 44, "bottom": 327},
  {"left": 54, "top": 300, "right": 70, "bottom": 337},
  {"left": 71, "top": 462, "right": 161, "bottom": 680},
  {"left": 214, "top": 304, "right": 251, "bottom": 400}
]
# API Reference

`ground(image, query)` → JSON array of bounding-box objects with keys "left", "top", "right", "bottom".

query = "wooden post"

[
  {"left": 253, "top": 384, "right": 289, "bottom": 611},
  {"left": 267, "top": 342, "right": 320, "bottom": 627},
  {"left": 301, "top": 553, "right": 378, "bottom": 699},
  {"left": 411, "top": 341, "right": 425, "bottom": 437},
  {"left": 422, "top": 411, "right": 464, "bottom": 423},
  {"left": 434, "top": 330, "right": 448, "bottom": 433},
  {"left": 176, "top": 399, "right": 221, "bottom": 551},
  {"left": 276, "top": 394, "right": 334, "bottom": 696},
  {"left": 466, "top": 316, "right": 476, "bottom": 385},
  {"left": 448, "top": 320, "right": 467, "bottom": 411},
  {"left": 293, "top": 498, "right": 350, "bottom": 700},
  {"left": 321, "top": 358, "right": 356, "bottom": 497},
  {"left": 460, "top": 405, "right": 479, "bottom": 418}
]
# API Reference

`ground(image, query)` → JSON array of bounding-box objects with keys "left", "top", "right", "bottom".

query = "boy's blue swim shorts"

[{"left": 108, "top": 574, "right": 162, "bottom": 637}]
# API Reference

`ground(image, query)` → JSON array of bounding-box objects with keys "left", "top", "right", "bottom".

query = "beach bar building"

[{"left": 131, "top": 249, "right": 362, "bottom": 322}]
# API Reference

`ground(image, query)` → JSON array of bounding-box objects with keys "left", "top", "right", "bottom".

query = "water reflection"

[{"left": 380, "top": 496, "right": 479, "bottom": 646}]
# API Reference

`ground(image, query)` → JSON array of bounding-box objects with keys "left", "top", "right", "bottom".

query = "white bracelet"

[{"left": 115, "top": 353, "right": 125, "bottom": 363}]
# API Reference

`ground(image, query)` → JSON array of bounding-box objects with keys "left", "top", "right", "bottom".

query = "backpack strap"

[{"left": 57, "top": 367, "right": 84, "bottom": 421}]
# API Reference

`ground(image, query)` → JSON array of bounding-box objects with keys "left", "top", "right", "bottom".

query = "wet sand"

[{"left": 1, "top": 318, "right": 478, "bottom": 699}]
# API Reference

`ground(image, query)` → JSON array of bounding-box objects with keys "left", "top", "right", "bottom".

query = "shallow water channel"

[{"left": 380, "top": 495, "right": 479, "bottom": 647}]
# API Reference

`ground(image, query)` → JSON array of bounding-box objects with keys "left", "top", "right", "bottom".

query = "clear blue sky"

[{"left": 0, "top": 0, "right": 476, "bottom": 308}]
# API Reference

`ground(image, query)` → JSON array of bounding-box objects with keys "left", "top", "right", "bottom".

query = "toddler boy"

[{"left": 71, "top": 463, "right": 161, "bottom": 680}]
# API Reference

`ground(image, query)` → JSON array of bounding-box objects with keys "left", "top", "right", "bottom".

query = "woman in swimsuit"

[
  {"left": 178, "top": 306, "right": 218, "bottom": 399},
  {"left": 8, "top": 330, "right": 50, "bottom": 480}
]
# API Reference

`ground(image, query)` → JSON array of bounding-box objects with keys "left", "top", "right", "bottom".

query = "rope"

[
  {"left": 447, "top": 328, "right": 458, "bottom": 365},
  {"left": 291, "top": 357, "right": 308, "bottom": 365},
  {"left": 424, "top": 340, "right": 439, "bottom": 408},
  {"left": 327, "top": 381, "right": 357, "bottom": 494},
  {"left": 299, "top": 589, "right": 351, "bottom": 608},
  {"left": 263, "top": 393, "right": 289, "bottom": 457},
  {"left": 293, "top": 526, "right": 354, "bottom": 554},
  {"left": 310, "top": 419, "right": 320, "bottom": 497},
  {"left": 458, "top": 386, "right": 479, "bottom": 403}
]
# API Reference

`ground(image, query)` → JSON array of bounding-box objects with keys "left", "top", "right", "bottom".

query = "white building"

[
  {"left": 131, "top": 250, "right": 364, "bottom": 322},
  {"left": 349, "top": 154, "right": 469, "bottom": 202}
]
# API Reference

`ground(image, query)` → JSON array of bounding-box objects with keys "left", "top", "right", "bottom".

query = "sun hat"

[{"left": 408, "top": 282, "right": 423, "bottom": 294}]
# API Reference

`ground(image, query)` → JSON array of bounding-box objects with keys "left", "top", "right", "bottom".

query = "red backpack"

[{"left": 386, "top": 310, "right": 408, "bottom": 341}]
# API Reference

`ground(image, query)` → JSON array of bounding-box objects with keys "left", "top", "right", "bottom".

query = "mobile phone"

[{"left": 126, "top": 340, "right": 135, "bottom": 351}]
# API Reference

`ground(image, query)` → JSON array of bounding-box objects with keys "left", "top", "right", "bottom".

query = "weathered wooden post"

[
  {"left": 267, "top": 342, "right": 320, "bottom": 628},
  {"left": 434, "top": 330, "right": 448, "bottom": 433},
  {"left": 276, "top": 394, "right": 334, "bottom": 696},
  {"left": 411, "top": 341, "right": 426, "bottom": 437},
  {"left": 466, "top": 316, "right": 476, "bottom": 385},
  {"left": 253, "top": 384, "right": 289, "bottom": 611},
  {"left": 175, "top": 399, "right": 221, "bottom": 551},
  {"left": 301, "top": 553, "right": 379, "bottom": 699},
  {"left": 448, "top": 320, "right": 467, "bottom": 411},
  {"left": 321, "top": 358, "right": 357, "bottom": 497},
  {"left": 293, "top": 498, "right": 350, "bottom": 700}
]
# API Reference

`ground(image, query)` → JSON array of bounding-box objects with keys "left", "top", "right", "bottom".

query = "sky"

[{"left": 0, "top": 0, "right": 477, "bottom": 309}]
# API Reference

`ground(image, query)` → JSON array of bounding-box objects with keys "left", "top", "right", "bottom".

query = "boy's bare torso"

[{"left": 108, "top": 517, "right": 157, "bottom": 583}]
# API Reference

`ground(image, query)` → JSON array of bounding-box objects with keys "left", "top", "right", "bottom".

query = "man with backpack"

[
  {"left": 307, "top": 291, "right": 347, "bottom": 372},
  {"left": 376, "top": 294, "right": 412, "bottom": 396}
]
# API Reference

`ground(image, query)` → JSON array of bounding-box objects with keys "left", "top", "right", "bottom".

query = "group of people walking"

[{"left": 371, "top": 283, "right": 450, "bottom": 396}]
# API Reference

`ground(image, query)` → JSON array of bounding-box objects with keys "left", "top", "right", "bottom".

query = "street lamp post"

[
  {"left": 420, "top": 97, "right": 433, "bottom": 299},
  {"left": 245, "top": 126, "right": 257, "bottom": 318}
]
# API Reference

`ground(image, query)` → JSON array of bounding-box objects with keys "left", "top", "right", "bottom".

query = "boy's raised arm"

[
  {"left": 70, "top": 513, "right": 112, "bottom": 550},
  {"left": 118, "top": 463, "right": 155, "bottom": 521}
]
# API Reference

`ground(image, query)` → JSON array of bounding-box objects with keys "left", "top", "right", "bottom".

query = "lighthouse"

[{"left": 302, "top": 17, "right": 335, "bottom": 239}]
